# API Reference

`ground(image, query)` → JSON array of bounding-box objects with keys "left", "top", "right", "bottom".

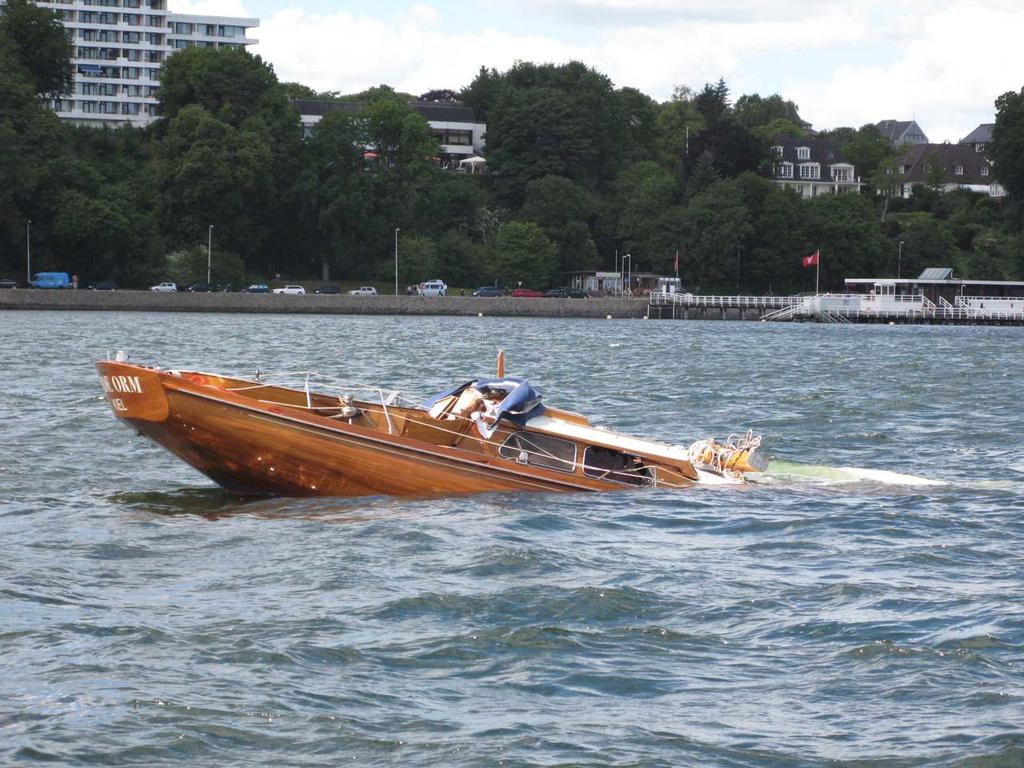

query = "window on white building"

[
  {"left": 798, "top": 163, "right": 820, "bottom": 179},
  {"left": 981, "top": 166, "right": 989, "bottom": 176},
  {"left": 774, "top": 162, "right": 793, "bottom": 179},
  {"left": 975, "top": 143, "right": 985, "bottom": 152},
  {"left": 771, "top": 145, "right": 783, "bottom": 157},
  {"left": 796, "top": 146, "right": 810, "bottom": 160},
  {"left": 954, "top": 165, "right": 964, "bottom": 175}
]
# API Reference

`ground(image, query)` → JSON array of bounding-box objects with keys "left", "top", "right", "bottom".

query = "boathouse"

[{"left": 844, "top": 268, "right": 1024, "bottom": 310}]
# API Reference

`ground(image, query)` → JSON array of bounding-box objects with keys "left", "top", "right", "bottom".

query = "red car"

[{"left": 510, "top": 288, "right": 544, "bottom": 297}]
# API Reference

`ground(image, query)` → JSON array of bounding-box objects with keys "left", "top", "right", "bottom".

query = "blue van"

[{"left": 30, "top": 272, "right": 71, "bottom": 289}]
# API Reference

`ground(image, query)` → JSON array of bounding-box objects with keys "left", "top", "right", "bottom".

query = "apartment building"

[{"left": 34, "top": 0, "right": 257, "bottom": 128}]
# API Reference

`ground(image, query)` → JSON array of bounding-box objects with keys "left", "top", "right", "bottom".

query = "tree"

[
  {"left": 677, "top": 178, "right": 752, "bottom": 292},
  {"left": 521, "top": 175, "right": 598, "bottom": 273},
  {"left": 0, "top": 0, "right": 72, "bottom": 97},
  {"left": 377, "top": 234, "right": 438, "bottom": 285},
  {"left": 361, "top": 98, "right": 439, "bottom": 174},
  {"left": 609, "top": 161, "right": 675, "bottom": 263},
  {"left": 156, "top": 105, "right": 276, "bottom": 270},
  {"left": 157, "top": 47, "right": 282, "bottom": 127},
  {"left": 802, "top": 194, "right": 889, "bottom": 287},
  {"left": 484, "top": 221, "right": 558, "bottom": 287},
  {"left": 419, "top": 88, "right": 458, "bottom": 102},
  {"left": 459, "top": 66, "right": 503, "bottom": 121},
  {"left": 733, "top": 93, "right": 803, "bottom": 130},
  {"left": 991, "top": 87, "right": 1024, "bottom": 200},
  {"left": 925, "top": 158, "right": 949, "bottom": 191},
  {"left": 482, "top": 61, "right": 625, "bottom": 204}
]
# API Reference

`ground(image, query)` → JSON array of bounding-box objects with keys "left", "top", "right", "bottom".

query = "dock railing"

[
  {"left": 649, "top": 292, "right": 802, "bottom": 309},
  {"left": 649, "top": 291, "right": 1024, "bottom": 323}
]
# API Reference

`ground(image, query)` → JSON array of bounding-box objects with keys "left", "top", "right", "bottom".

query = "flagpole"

[{"left": 816, "top": 250, "right": 820, "bottom": 295}]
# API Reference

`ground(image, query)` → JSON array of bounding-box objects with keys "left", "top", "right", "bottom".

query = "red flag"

[
  {"left": 673, "top": 250, "right": 679, "bottom": 273},
  {"left": 802, "top": 250, "right": 819, "bottom": 268}
]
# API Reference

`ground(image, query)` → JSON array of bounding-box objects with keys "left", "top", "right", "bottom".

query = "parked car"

[
  {"left": 510, "top": 287, "right": 543, "bottom": 297},
  {"left": 0, "top": 277, "right": 19, "bottom": 289},
  {"left": 315, "top": 285, "right": 341, "bottom": 294},
  {"left": 187, "top": 281, "right": 210, "bottom": 292},
  {"left": 150, "top": 281, "right": 177, "bottom": 292},
  {"left": 545, "top": 287, "right": 589, "bottom": 298},
  {"left": 347, "top": 286, "right": 378, "bottom": 296},
  {"left": 273, "top": 285, "right": 306, "bottom": 295},
  {"left": 245, "top": 283, "right": 270, "bottom": 293},
  {"left": 471, "top": 285, "right": 506, "bottom": 297},
  {"left": 30, "top": 272, "right": 70, "bottom": 289},
  {"left": 419, "top": 279, "right": 447, "bottom": 297},
  {"left": 90, "top": 280, "right": 118, "bottom": 291}
]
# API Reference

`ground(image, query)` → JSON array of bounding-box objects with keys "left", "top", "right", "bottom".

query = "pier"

[{"left": 647, "top": 291, "right": 1024, "bottom": 325}]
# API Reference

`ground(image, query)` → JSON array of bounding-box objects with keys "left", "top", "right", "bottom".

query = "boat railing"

[
  {"left": 226, "top": 370, "right": 420, "bottom": 413},
  {"left": 221, "top": 370, "right": 695, "bottom": 486}
]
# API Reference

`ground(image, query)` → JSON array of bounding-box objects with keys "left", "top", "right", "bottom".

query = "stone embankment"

[{"left": 0, "top": 289, "right": 661, "bottom": 318}]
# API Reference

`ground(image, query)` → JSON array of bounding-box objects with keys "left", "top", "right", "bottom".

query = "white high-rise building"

[{"left": 33, "top": 0, "right": 258, "bottom": 127}]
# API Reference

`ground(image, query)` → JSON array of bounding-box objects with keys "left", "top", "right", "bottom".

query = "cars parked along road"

[
  {"left": 150, "top": 282, "right": 177, "bottom": 292},
  {"left": 90, "top": 281, "right": 118, "bottom": 290},
  {"left": 472, "top": 286, "right": 506, "bottom": 297},
  {"left": 347, "top": 286, "right": 378, "bottom": 296},
  {"left": 245, "top": 284, "right": 269, "bottom": 293},
  {"left": 273, "top": 285, "right": 306, "bottom": 295},
  {"left": 510, "top": 288, "right": 543, "bottom": 297},
  {"left": 315, "top": 285, "right": 341, "bottom": 294},
  {"left": 0, "top": 278, "right": 20, "bottom": 289},
  {"left": 545, "top": 287, "right": 589, "bottom": 298},
  {"left": 419, "top": 280, "right": 447, "bottom": 296},
  {"left": 30, "top": 272, "right": 70, "bottom": 289}
]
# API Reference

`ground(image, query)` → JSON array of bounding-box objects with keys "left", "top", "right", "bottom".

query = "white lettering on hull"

[{"left": 101, "top": 375, "right": 144, "bottom": 395}]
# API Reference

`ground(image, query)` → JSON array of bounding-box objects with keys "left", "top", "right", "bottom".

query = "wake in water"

[{"left": 756, "top": 460, "right": 947, "bottom": 488}]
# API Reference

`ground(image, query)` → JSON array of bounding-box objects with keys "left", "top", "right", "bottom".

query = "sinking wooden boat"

[{"left": 96, "top": 352, "right": 766, "bottom": 498}]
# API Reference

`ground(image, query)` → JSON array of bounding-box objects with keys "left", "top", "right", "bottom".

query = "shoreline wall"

[{"left": 0, "top": 290, "right": 676, "bottom": 319}]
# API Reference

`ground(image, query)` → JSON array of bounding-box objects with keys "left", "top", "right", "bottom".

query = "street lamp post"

[
  {"left": 26, "top": 219, "right": 31, "bottom": 284},
  {"left": 623, "top": 254, "right": 632, "bottom": 297},
  {"left": 394, "top": 228, "right": 400, "bottom": 296},
  {"left": 207, "top": 225, "right": 214, "bottom": 285},
  {"left": 897, "top": 240, "right": 905, "bottom": 279},
  {"left": 736, "top": 244, "right": 742, "bottom": 294}
]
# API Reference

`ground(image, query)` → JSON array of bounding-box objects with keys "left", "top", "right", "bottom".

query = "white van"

[{"left": 419, "top": 279, "right": 447, "bottom": 297}]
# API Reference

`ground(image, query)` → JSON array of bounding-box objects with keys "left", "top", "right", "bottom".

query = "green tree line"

[{"left": 2, "top": 0, "right": 1023, "bottom": 291}]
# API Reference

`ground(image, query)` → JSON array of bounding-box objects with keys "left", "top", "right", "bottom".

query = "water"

[{"left": 1, "top": 311, "right": 1022, "bottom": 767}]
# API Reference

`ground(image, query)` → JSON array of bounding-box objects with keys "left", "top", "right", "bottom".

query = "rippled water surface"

[{"left": 2, "top": 310, "right": 1023, "bottom": 767}]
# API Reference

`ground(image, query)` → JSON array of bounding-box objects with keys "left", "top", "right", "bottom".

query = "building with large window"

[
  {"left": 33, "top": 0, "right": 257, "bottom": 128},
  {"left": 768, "top": 137, "right": 863, "bottom": 198},
  {"left": 293, "top": 99, "right": 486, "bottom": 165}
]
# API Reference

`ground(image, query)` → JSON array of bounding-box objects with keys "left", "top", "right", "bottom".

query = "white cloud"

[
  {"left": 170, "top": 0, "right": 252, "bottom": 17},
  {"left": 255, "top": 4, "right": 866, "bottom": 98},
  {"left": 793, "top": 5, "right": 1024, "bottom": 141},
  {"left": 525, "top": 0, "right": 850, "bottom": 23},
  {"left": 249, "top": 1, "right": 1016, "bottom": 140}
]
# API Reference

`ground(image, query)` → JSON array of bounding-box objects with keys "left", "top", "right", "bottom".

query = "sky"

[{"left": 172, "top": 0, "right": 1024, "bottom": 143}]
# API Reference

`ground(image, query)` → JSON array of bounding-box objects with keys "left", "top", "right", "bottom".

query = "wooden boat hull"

[{"left": 97, "top": 361, "right": 623, "bottom": 497}]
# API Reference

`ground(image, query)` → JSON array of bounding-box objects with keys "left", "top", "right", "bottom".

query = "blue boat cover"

[{"left": 421, "top": 377, "right": 543, "bottom": 438}]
